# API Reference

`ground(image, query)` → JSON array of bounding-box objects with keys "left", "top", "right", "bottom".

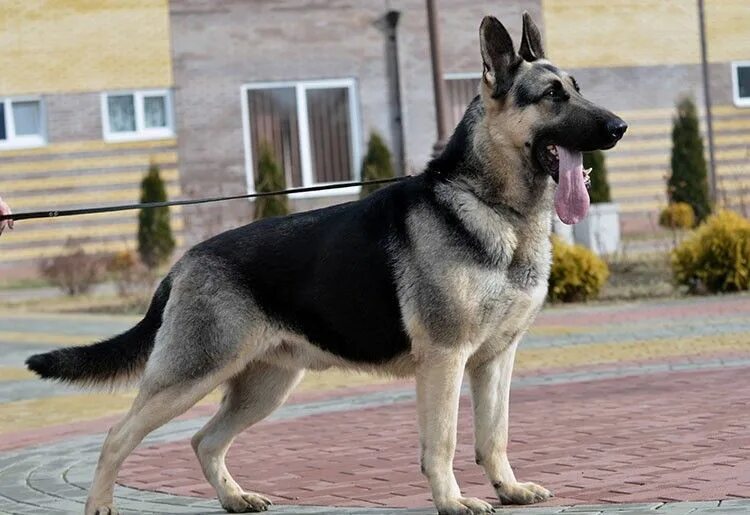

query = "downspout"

[
  {"left": 384, "top": 10, "right": 407, "bottom": 176},
  {"left": 426, "top": 0, "right": 448, "bottom": 154},
  {"left": 697, "top": 0, "right": 717, "bottom": 202}
]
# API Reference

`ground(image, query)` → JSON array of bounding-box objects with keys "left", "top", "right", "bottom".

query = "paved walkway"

[{"left": 0, "top": 294, "right": 749, "bottom": 514}]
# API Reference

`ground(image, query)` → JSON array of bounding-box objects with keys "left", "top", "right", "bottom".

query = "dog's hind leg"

[
  {"left": 85, "top": 279, "right": 261, "bottom": 515},
  {"left": 85, "top": 372, "right": 229, "bottom": 515},
  {"left": 191, "top": 362, "right": 304, "bottom": 513}
]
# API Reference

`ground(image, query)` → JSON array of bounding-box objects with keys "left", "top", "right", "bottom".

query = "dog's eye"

[{"left": 544, "top": 82, "right": 568, "bottom": 102}]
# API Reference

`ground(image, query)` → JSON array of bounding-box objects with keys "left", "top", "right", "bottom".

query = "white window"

[
  {"left": 101, "top": 90, "right": 173, "bottom": 141},
  {"left": 732, "top": 62, "right": 750, "bottom": 107},
  {"left": 241, "top": 79, "right": 362, "bottom": 196},
  {"left": 444, "top": 72, "right": 481, "bottom": 129},
  {"left": 0, "top": 97, "right": 46, "bottom": 150}
]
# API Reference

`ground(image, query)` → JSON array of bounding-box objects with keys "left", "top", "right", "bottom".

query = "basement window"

[
  {"left": 101, "top": 90, "right": 174, "bottom": 141},
  {"left": 0, "top": 98, "right": 46, "bottom": 150},
  {"left": 732, "top": 62, "right": 750, "bottom": 107}
]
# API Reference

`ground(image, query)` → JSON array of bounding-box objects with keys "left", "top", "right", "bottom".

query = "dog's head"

[{"left": 478, "top": 13, "right": 627, "bottom": 224}]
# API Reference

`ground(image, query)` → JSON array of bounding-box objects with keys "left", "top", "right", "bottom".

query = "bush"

[
  {"left": 669, "top": 96, "right": 712, "bottom": 222},
  {"left": 107, "top": 250, "right": 154, "bottom": 298},
  {"left": 254, "top": 142, "right": 289, "bottom": 219},
  {"left": 671, "top": 210, "right": 750, "bottom": 293},
  {"left": 548, "top": 236, "right": 610, "bottom": 302},
  {"left": 360, "top": 132, "right": 395, "bottom": 199},
  {"left": 40, "top": 240, "right": 107, "bottom": 296},
  {"left": 659, "top": 202, "right": 696, "bottom": 229},
  {"left": 583, "top": 150, "right": 611, "bottom": 204},
  {"left": 138, "top": 163, "right": 175, "bottom": 269}
]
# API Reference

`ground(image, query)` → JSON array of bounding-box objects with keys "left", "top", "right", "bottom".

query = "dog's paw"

[
  {"left": 437, "top": 496, "right": 495, "bottom": 514},
  {"left": 221, "top": 491, "right": 273, "bottom": 513},
  {"left": 85, "top": 502, "right": 118, "bottom": 515},
  {"left": 495, "top": 481, "right": 552, "bottom": 505}
]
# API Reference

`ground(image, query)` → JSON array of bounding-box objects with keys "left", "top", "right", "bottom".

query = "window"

[
  {"left": 101, "top": 90, "right": 173, "bottom": 141},
  {"left": 732, "top": 62, "right": 750, "bottom": 107},
  {"left": 444, "top": 73, "right": 481, "bottom": 129},
  {"left": 242, "top": 79, "right": 362, "bottom": 195},
  {"left": 0, "top": 97, "right": 45, "bottom": 149}
]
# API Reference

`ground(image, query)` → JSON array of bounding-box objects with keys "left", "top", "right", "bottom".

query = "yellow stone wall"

[
  {"left": 0, "top": 139, "right": 184, "bottom": 262},
  {"left": 542, "top": 0, "right": 750, "bottom": 68},
  {"left": 704, "top": 0, "right": 750, "bottom": 63},
  {"left": 0, "top": 0, "right": 172, "bottom": 96}
]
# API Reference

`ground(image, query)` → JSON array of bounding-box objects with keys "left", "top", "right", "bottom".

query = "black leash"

[{"left": 0, "top": 176, "right": 410, "bottom": 222}]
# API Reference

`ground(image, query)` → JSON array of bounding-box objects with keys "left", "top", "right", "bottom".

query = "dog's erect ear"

[
  {"left": 519, "top": 12, "right": 544, "bottom": 62},
  {"left": 479, "top": 16, "right": 521, "bottom": 98}
]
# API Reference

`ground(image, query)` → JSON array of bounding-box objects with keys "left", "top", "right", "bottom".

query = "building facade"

[
  {"left": 170, "top": 0, "right": 750, "bottom": 242},
  {"left": 0, "top": 0, "right": 182, "bottom": 277},
  {"left": 1, "top": 0, "right": 749, "bottom": 276}
]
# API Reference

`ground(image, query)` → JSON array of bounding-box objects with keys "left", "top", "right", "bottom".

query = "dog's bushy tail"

[{"left": 26, "top": 276, "right": 172, "bottom": 388}]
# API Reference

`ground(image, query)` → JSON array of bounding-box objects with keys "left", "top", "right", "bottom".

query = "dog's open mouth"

[{"left": 537, "top": 144, "right": 592, "bottom": 225}]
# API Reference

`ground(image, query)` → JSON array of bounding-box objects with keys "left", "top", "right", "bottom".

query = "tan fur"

[{"left": 192, "top": 362, "right": 303, "bottom": 512}]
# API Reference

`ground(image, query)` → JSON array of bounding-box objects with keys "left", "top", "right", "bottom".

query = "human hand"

[{"left": 0, "top": 196, "right": 14, "bottom": 235}]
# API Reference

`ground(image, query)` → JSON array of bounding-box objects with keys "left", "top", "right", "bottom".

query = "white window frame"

[
  {"left": 731, "top": 61, "right": 750, "bottom": 107},
  {"left": 0, "top": 96, "right": 46, "bottom": 150},
  {"left": 100, "top": 89, "right": 174, "bottom": 142},
  {"left": 240, "top": 78, "right": 363, "bottom": 199},
  {"left": 444, "top": 72, "right": 482, "bottom": 81}
]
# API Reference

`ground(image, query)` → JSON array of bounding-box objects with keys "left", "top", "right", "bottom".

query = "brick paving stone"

[
  {"left": 2, "top": 294, "right": 750, "bottom": 514},
  {"left": 107, "top": 365, "right": 750, "bottom": 511}
]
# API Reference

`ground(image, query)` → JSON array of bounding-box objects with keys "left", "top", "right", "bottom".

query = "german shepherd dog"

[{"left": 27, "top": 13, "right": 626, "bottom": 515}]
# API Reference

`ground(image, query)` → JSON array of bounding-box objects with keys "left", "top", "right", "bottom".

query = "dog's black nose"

[{"left": 607, "top": 119, "right": 628, "bottom": 141}]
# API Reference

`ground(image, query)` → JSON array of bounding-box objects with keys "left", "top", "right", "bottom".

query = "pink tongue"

[{"left": 554, "top": 146, "right": 590, "bottom": 224}]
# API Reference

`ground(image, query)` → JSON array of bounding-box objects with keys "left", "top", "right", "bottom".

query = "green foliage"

[
  {"left": 254, "top": 142, "right": 289, "bottom": 219},
  {"left": 360, "top": 132, "right": 395, "bottom": 199},
  {"left": 669, "top": 96, "right": 712, "bottom": 222},
  {"left": 138, "top": 163, "right": 175, "bottom": 269},
  {"left": 659, "top": 202, "right": 696, "bottom": 229},
  {"left": 583, "top": 150, "right": 611, "bottom": 204},
  {"left": 671, "top": 210, "right": 750, "bottom": 293},
  {"left": 548, "top": 236, "right": 610, "bottom": 302}
]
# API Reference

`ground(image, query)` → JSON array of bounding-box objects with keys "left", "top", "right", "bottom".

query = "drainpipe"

[
  {"left": 384, "top": 10, "right": 406, "bottom": 176},
  {"left": 697, "top": 0, "right": 717, "bottom": 202},
  {"left": 426, "top": 0, "right": 448, "bottom": 154}
]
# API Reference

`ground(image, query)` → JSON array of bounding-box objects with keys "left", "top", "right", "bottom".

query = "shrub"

[
  {"left": 548, "top": 236, "right": 610, "bottom": 302},
  {"left": 40, "top": 240, "right": 107, "bottom": 296},
  {"left": 671, "top": 210, "right": 750, "bottom": 293},
  {"left": 669, "top": 96, "right": 712, "bottom": 222},
  {"left": 360, "top": 132, "right": 395, "bottom": 199},
  {"left": 659, "top": 202, "right": 696, "bottom": 229},
  {"left": 254, "top": 142, "right": 289, "bottom": 219},
  {"left": 108, "top": 250, "right": 154, "bottom": 298},
  {"left": 583, "top": 150, "right": 611, "bottom": 204},
  {"left": 138, "top": 163, "right": 175, "bottom": 269}
]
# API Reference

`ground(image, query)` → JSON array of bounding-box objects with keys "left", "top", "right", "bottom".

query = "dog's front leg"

[
  {"left": 416, "top": 349, "right": 494, "bottom": 515},
  {"left": 468, "top": 341, "right": 552, "bottom": 505}
]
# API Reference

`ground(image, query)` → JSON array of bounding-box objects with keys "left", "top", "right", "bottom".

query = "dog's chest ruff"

[
  {"left": 478, "top": 243, "right": 550, "bottom": 344},
  {"left": 418, "top": 227, "right": 550, "bottom": 352}
]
